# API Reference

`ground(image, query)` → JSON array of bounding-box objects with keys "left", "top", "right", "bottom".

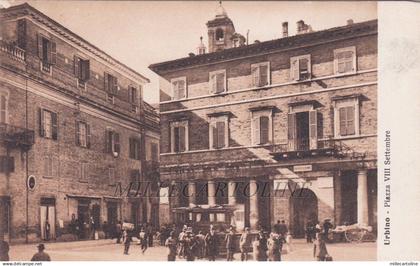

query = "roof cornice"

[
  {"left": 149, "top": 19, "right": 377, "bottom": 74},
  {"left": 1, "top": 3, "right": 150, "bottom": 84}
]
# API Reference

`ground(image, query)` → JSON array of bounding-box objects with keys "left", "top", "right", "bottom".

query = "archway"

[{"left": 289, "top": 188, "right": 318, "bottom": 238}]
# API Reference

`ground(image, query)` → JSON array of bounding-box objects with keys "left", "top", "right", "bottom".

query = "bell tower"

[{"left": 206, "top": 1, "right": 236, "bottom": 53}]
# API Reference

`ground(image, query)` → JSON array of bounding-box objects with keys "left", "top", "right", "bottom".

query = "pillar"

[
  {"left": 208, "top": 181, "right": 216, "bottom": 206},
  {"left": 188, "top": 182, "right": 196, "bottom": 206},
  {"left": 249, "top": 179, "right": 259, "bottom": 230},
  {"left": 357, "top": 170, "right": 369, "bottom": 226},
  {"left": 228, "top": 181, "right": 236, "bottom": 206}
]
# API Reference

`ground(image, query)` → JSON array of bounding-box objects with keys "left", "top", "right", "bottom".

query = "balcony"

[
  {"left": 0, "top": 41, "right": 25, "bottom": 62},
  {"left": 270, "top": 138, "right": 339, "bottom": 160},
  {"left": 0, "top": 123, "right": 35, "bottom": 150}
]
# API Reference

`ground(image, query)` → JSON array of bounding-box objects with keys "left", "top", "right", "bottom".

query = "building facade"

[
  {"left": 150, "top": 6, "right": 377, "bottom": 237},
  {"left": 0, "top": 4, "right": 159, "bottom": 243}
]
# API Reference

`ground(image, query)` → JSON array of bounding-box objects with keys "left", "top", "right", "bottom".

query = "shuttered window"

[
  {"left": 172, "top": 79, "right": 186, "bottom": 100},
  {"left": 173, "top": 125, "right": 186, "bottom": 152},
  {"left": 104, "top": 73, "right": 118, "bottom": 95},
  {"left": 76, "top": 121, "right": 91, "bottom": 148},
  {"left": 212, "top": 121, "right": 226, "bottom": 149},
  {"left": 39, "top": 109, "right": 58, "bottom": 140},
  {"left": 74, "top": 56, "right": 90, "bottom": 83},
  {"left": 290, "top": 55, "right": 311, "bottom": 81},
  {"left": 37, "top": 34, "right": 56, "bottom": 69},
  {"left": 251, "top": 63, "right": 270, "bottom": 87},
  {"left": 105, "top": 130, "right": 120, "bottom": 156},
  {"left": 0, "top": 94, "right": 7, "bottom": 123},
  {"left": 43, "top": 156, "right": 57, "bottom": 178},
  {"left": 129, "top": 137, "right": 141, "bottom": 160},
  {"left": 339, "top": 106, "right": 356, "bottom": 136},
  {"left": 210, "top": 70, "right": 226, "bottom": 94},
  {"left": 334, "top": 47, "right": 356, "bottom": 74},
  {"left": 259, "top": 116, "right": 269, "bottom": 144}
]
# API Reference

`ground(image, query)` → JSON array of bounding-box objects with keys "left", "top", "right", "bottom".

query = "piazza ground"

[{"left": 8, "top": 239, "right": 376, "bottom": 261}]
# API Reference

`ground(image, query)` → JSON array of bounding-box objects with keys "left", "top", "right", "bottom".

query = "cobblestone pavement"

[{"left": 8, "top": 239, "right": 376, "bottom": 261}]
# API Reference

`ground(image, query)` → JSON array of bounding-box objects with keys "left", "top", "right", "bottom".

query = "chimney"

[
  {"left": 282, "top": 22, "right": 288, "bottom": 37},
  {"left": 188, "top": 52, "right": 195, "bottom": 57},
  {"left": 297, "top": 20, "right": 305, "bottom": 34},
  {"left": 347, "top": 19, "right": 354, "bottom": 25}
]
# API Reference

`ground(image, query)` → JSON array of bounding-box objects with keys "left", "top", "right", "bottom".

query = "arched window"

[{"left": 215, "top": 28, "right": 224, "bottom": 41}]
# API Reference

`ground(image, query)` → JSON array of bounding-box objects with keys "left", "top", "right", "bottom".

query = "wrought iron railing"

[
  {"left": 0, "top": 123, "right": 35, "bottom": 148},
  {"left": 0, "top": 41, "right": 25, "bottom": 62}
]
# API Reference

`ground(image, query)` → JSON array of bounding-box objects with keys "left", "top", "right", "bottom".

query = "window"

[
  {"left": 129, "top": 86, "right": 139, "bottom": 112},
  {"left": 170, "top": 121, "right": 188, "bottom": 153},
  {"left": 39, "top": 108, "right": 58, "bottom": 140},
  {"left": 104, "top": 73, "right": 118, "bottom": 102},
  {"left": 287, "top": 104, "right": 318, "bottom": 151},
  {"left": 105, "top": 130, "right": 121, "bottom": 156},
  {"left": 129, "top": 137, "right": 141, "bottom": 160},
  {"left": 251, "top": 109, "right": 273, "bottom": 145},
  {"left": 290, "top": 55, "right": 311, "bottom": 81},
  {"left": 37, "top": 34, "right": 56, "bottom": 73},
  {"left": 215, "top": 28, "right": 224, "bottom": 41},
  {"left": 333, "top": 97, "right": 360, "bottom": 137},
  {"left": 43, "top": 155, "right": 57, "bottom": 178},
  {"left": 75, "top": 121, "right": 91, "bottom": 148},
  {"left": 151, "top": 143, "right": 159, "bottom": 162},
  {"left": 74, "top": 56, "right": 90, "bottom": 88},
  {"left": 209, "top": 116, "right": 229, "bottom": 149},
  {"left": 209, "top": 70, "right": 226, "bottom": 94},
  {"left": 0, "top": 93, "right": 8, "bottom": 124},
  {"left": 171, "top": 77, "right": 187, "bottom": 100},
  {"left": 80, "top": 162, "right": 88, "bottom": 181},
  {"left": 251, "top": 62, "right": 270, "bottom": 87},
  {"left": 334, "top": 47, "right": 356, "bottom": 74}
]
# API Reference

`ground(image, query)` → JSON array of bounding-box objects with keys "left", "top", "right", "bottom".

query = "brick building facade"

[
  {"left": 150, "top": 6, "right": 377, "bottom": 237},
  {"left": 0, "top": 4, "right": 159, "bottom": 243}
]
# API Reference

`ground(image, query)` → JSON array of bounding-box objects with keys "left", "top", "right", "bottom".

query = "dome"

[{"left": 215, "top": 1, "right": 227, "bottom": 18}]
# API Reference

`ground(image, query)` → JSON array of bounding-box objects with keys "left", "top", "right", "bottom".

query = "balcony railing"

[
  {"left": 0, "top": 41, "right": 25, "bottom": 62},
  {"left": 270, "top": 138, "right": 338, "bottom": 159},
  {"left": 0, "top": 123, "right": 35, "bottom": 149}
]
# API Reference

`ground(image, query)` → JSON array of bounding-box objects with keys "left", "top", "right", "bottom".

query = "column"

[
  {"left": 208, "top": 181, "right": 216, "bottom": 206},
  {"left": 228, "top": 181, "right": 237, "bottom": 206},
  {"left": 249, "top": 179, "right": 259, "bottom": 230},
  {"left": 188, "top": 182, "right": 196, "bottom": 206},
  {"left": 357, "top": 170, "right": 369, "bottom": 226}
]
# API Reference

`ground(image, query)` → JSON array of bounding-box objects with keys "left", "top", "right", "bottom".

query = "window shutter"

[
  {"left": 17, "top": 19, "right": 27, "bottom": 49},
  {"left": 299, "top": 58, "right": 309, "bottom": 80},
  {"left": 129, "top": 138, "right": 133, "bottom": 158},
  {"left": 114, "top": 132, "right": 120, "bottom": 154},
  {"left": 50, "top": 41, "right": 57, "bottom": 65},
  {"left": 259, "top": 65, "right": 268, "bottom": 86},
  {"left": 212, "top": 124, "right": 218, "bottom": 149},
  {"left": 83, "top": 60, "right": 90, "bottom": 81},
  {"left": 178, "top": 80, "right": 186, "bottom": 99},
  {"left": 151, "top": 143, "right": 158, "bottom": 162},
  {"left": 128, "top": 87, "right": 133, "bottom": 104},
  {"left": 74, "top": 56, "right": 80, "bottom": 78},
  {"left": 291, "top": 59, "right": 299, "bottom": 81},
  {"left": 215, "top": 73, "right": 225, "bottom": 93},
  {"left": 86, "top": 124, "right": 91, "bottom": 148},
  {"left": 346, "top": 106, "right": 355, "bottom": 135},
  {"left": 112, "top": 76, "right": 118, "bottom": 95},
  {"left": 105, "top": 130, "right": 112, "bottom": 153},
  {"left": 0, "top": 95, "right": 6, "bottom": 123},
  {"left": 51, "top": 112, "right": 58, "bottom": 140},
  {"left": 75, "top": 121, "right": 80, "bottom": 146},
  {"left": 251, "top": 65, "right": 259, "bottom": 87},
  {"left": 252, "top": 117, "right": 260, "bottom": 145},
  {"left": 179, "top": 126, "right": 186, "bottom": 152},
  {"left": 260, "top": 116, "right": 269, "bottom": 144},
  {"left": 104, "top": 73, "right": 109, "bottom": 92},
  {"left": 216, "top": 121, "right": 225, "bottom": 148},
  {"left": 172, "top": 81, "right": 178, "bottom": 100},
  {"left": 39, "top": 108, "right": 44, "bottom": 137},
  {"left": 173, "top": 126, "right": 180, "bottom": 152},
  {"left": 287, "top": 113, "right": 296, "bottom": 151},
  {"left": 309, "top": 110, "right": 317, "bottom": 149},
  {"left": 37, "top": 34, "right": 43, "bottom": 59},
  {"left": 210, "top": 74, "right": 217, "bottom": 94},
  {"left": 339, "top": 107, "right": 347, "bottom": 136}
]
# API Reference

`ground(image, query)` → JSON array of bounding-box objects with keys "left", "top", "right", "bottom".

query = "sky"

[{"left": 4, "top": 1, "right": 377, "bottom": 104}]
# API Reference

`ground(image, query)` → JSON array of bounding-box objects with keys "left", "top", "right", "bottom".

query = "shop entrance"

[{"left": 40, "top": 198, "right": 56, "bottom": 241}]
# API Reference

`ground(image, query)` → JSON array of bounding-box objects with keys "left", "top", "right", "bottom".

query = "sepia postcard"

[{"left": 0, "top": 1, "right": 419, "bottom": 265}]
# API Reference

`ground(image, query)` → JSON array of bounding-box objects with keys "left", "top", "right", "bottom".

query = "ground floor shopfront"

[
  {"left": 0, "top": 191, "right": 159, "bottom": 243},
  {"left": 162, "top": 159, "right": 377, "bottom": 238}
]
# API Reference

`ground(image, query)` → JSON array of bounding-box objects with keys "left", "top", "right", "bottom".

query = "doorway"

[
  {"left": 295, "top": 112, "right": 310, "bottom": 151},
  {"left": 77, "top": 200, "right": 90, "bottom": 239},
  {"left": 0, "top": 197, "right": 10, "bottom": 242},
  {"left": 107, "top": 202, "right": 118, "bottom": 226},
  {"left": 289, "top": 188, "right": 318, "bottom": 238},
  {"left": 40, "top": 198, "right": 56, "bottom": 241}
]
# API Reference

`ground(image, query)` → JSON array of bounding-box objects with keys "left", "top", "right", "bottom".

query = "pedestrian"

[
  {"left": 239, "top": 227, "right": 250, "bottom": 261},
  {"left": 279, "top": 220, "right": 288, "bottom": 239},
  {"left": 224, "top": 227, "right": 235, "bottom": 261},
  {"left": 165, "top": 231, "right": 178, "bottom": 261},
  {"left": 196, "top": 230, "right": 206, "bottom": 259},
  {"left": 103, "top": 221, "right": 109, "bottom": 239},
  {"left": 45, "top": 220, "right": 50, "bottom": 241},
  {"left": 139, "top": 228, "right": 148, "bottom": 254},
  {"left": 323, "top": 219, "right": 333, "bottom": 242},
  {"left": 69, "top": 214, "right": 77, "bottom": 239},
  {"left": 0, "top": 233, "right": 9, "bottom": 261},
  {"left": 267, "top": 233, "right": 282, "bottom": 261},
  {"left": 184, "top": 229, "right": 197, "bottom": 261},
  {"left": 313, "top": 232, "right": 329, "bottom": 261},
  {"left": 123, "top": 230, "right": 132, "bottom": 255},
  {"left": 115, "top": 221, "right": 122, "bottom": 244},
  {"left": 256, "top": 231, "right": 268, "bottom": 261},
  {"left": 30, "top": 244, "right": 51, "bottom": 261},
  {"left": 273, "top": 220, "right": 281, "bottom": 235},
  {"left": 205, "top": 227, "right": 218, "bottom": 261},
  {"left": 177, "top": 226, "right": 187, "bottom": 258},
  {"left": 306, "top": 220, "right": 314, "bottom": 243},
  {"left": 147, "top": 224, "right": 154, "bottom": 247}
]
